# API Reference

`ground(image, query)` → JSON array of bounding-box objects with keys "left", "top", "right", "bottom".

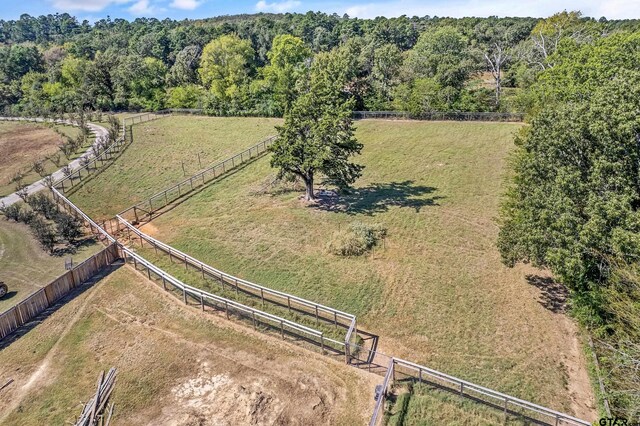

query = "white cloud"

[
  {"left": 128, "top": 0, "right": 155, "bottom": 14},
  {"left": 255, "top": 0, "right": 301, "bottom": 13},
  {"left": 343, "top": 0, "right": 640, "bottom": 20},
  {"left": 51, "top": 0, "right": 132, "bottom": 12},
  {"left": 170, "top": 0, "right": 202, "bottom": 10}
]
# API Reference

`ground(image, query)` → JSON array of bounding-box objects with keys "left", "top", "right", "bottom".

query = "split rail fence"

[
  {"left": 31, "top": 112, "right": 590, "bottom": 426},
  {"left": 0, "top": 244, "right": 119, "bottom": 340}
]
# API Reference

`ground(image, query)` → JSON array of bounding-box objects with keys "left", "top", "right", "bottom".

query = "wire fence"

[
  {"left": 352, "top": 110, "right": 525, "bottom": 122},
  {"left": 50, "top": 186, "right": 348, "bottom": 357},
  {"left": 118, "top": 135, "right": 276, "bottom": 223},
  {"left": 370, "top": 358, "right": 592, "bottom": 426}
]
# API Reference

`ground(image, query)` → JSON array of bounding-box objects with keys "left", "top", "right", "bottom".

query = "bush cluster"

[
  {"left": 0, "top": 194, "right": 83, "bottom": 253},
  {"left": 327, "top": 221, "right": 387, "bottom": 256}
]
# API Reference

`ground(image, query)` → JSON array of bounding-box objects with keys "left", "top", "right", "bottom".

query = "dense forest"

[
  {"left": 2, "top": 8, "right": 640, "bottom": 419},
  {"left": 0, "top": 11, "right": 639, "bottom": 116}
]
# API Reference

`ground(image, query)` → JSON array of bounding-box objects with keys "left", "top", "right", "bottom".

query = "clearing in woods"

[
  {"left": 0, "top": 121, "right": 88, "bottom": 197},
  {"left": 0, "top": 266, "right": 377, "bottom": 425},
  {"left": 53, "top": 116, "right": 595, "bottom": 422},
  {"left": 0, "top": 219, "right": 101, "bottom": 312}
]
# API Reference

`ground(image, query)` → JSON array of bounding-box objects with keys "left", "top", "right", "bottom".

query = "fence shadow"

[
  {"left": 0, "top": 260, "right": 123, "bottom": 351},
  {"left": 317, "top": 180, "right": 442, "bottom": 215},
  {"left": 526, "top": 275, "right": 568, "bottom": 314}
]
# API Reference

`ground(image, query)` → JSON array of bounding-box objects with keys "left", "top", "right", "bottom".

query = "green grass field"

[
  {"left": 0, "top": 219, "right": 102, "bottom": 312},
  {"left": 70, "top": 116, "right": 281, "bottom": 220},
  {"left": 62, "top": 116, "right": 596, "bottom": 421}
]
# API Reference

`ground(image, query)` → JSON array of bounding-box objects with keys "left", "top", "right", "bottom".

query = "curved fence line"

[
  {"left": 50, "top": 187, "right": 342, "bottom": 356},
  {"left": 54, "top": 113, "right": 161, "bottom": 194},
  {"left": 116, "top": 214, "right": 355, "bottom": 325}
]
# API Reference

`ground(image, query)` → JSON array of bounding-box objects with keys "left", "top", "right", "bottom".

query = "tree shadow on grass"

[
  {"left": 316, "top": 180, "right": 442, "bottom": 215},
  {"left": 526, "top": 275, "right": 569, "bottom": 314}
]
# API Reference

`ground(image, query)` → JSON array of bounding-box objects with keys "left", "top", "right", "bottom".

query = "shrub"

[
  {"left": 29, "top": 216, "right": 57, "bottom": 253},
  {"left": 328, "top": 221, "right": 387, "bottom": 256},
  {"left": 27, "top": 192, "right": 58, "bottom": 220},
  {"left": 54, "top": 212, "right": 83, "bottom": 244},
  {"left": 0, "top": 203, "right": 21, "bottom": 221}
]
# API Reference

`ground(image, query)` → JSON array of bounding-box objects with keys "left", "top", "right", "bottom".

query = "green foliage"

[
  {"left": 404, "top": 27, "right": 472, "bottom": 89},
  {"left": 260, "top": 34, "right": 311, "bottom": 114},
  {"left": 166, "top": 84, "right": 205, "bottom": 109},
  {"left": 498, "top": 70, "right": 640, "bottom": 319},
  {"left": 328, "top": 221, "right": 387, "bottom": 256},
  {"left": 27, "top": 192, "right": 58, "bottom": 220},
  {"left": 28, "top": 215, "right": 57, "bottom": 253},
  {"left": 270, "top": 49, "right": 363, "bottom": 200},
  {"left": 54, "top": 211, "right": 82, "bottom": 244},
  {"left": 0, "top": 203, "right": 22, "bottom": 222},
  {"left": 198, "top": 34, "right": 255, "bottom": 104}
]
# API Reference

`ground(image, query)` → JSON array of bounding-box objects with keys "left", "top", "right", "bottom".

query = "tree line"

[
  {"left": 1, "top": 11, "right": 638, "bottom": 117},
  {"left": 497, "top": 23, "right": 640, "bottom": 418}
]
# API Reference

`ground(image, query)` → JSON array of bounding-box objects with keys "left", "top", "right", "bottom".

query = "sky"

[{"left": 1, "top": 0, "right": 640, "bottom": 22}]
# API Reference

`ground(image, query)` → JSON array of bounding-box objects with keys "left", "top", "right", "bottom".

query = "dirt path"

[
  {"left": 559, "top": 317, "right": 597, "bottom": 420},
  {"left": 0, "top": 279, "right": 103, "bottom": 423}
]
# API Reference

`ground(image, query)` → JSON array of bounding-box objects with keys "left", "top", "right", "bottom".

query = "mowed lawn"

[
  {"left": 0, "top": 220, "right": 101, "bottom": 312},
  {"left": 0, "top": 266, "right": 376, "bottom": 425},
  {"left": 70, "top": 116, "right": 281, "bottom": 220},
  {"left": 135, "top": 118, "right": 593, "bottom": 416},
  {"left": 0, "top": 121, "right": 86, "bottom": 197}
]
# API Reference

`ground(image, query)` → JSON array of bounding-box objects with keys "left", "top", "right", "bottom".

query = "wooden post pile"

[{"left": 74, "top": 368, "right": 117, "bottom": 426}]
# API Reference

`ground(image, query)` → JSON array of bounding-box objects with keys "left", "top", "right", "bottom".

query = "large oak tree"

[{"left": 269, "top": 49, "right": 363, "bottom": 201}]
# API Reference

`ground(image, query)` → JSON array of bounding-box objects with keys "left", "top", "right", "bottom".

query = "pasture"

[
  {"left": 70, "top": 116, "right": 281, "bottom": 219},
  {"left": 0, "top": 266, "right": 376, "bottom": 425},
  {"left": 41, "top": 114, "right": 597, "bottom": 422},
  {"left": 0, "top": 219, "right": 101, "bottom": 312},
  {"left": 0, "top": 121, "right": 87, "bottom": 197}
]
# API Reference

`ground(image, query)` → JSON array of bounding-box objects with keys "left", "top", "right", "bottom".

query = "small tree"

[
  {"left": 269, "top": 50, "right": 363, "bottom": 201},
  {"left": 0, "top": 203, "right": 21, "bottom": 221},
  {"left": 55, "top": 212, "right": 82, "bottom": 244},
  {"left": 29, "top": 216, "right": 57, "bottom": 253},
  {"left": 33, "top": 160, "right": 45, "bottom": 176}
]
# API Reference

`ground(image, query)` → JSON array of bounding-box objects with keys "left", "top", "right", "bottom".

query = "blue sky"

[{"left": 2, "top": 0, "right": 640, "bottom": 21}]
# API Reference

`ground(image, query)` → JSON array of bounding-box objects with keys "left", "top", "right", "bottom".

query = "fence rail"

[
  {"left": 370, "top": 358, "right": 591, "bottom": 426},
  {"left": 0, "top": 244, "right": 119, "bottom": 340},
  {"left": 42, "top": 115, "right": 591, "bottom": 426},
  {"left": 118, "top": 135, "right": 276, "bottom": 223},
  {"left": 116, "top": 215, "right": 355, "bottom": 329},
  {"left": 353, "top": 110, "right": 525, "bottom": 122},
  {"left": 54, "top": 112, "right": 161, "bottom": 194},
  {"left": 50, "top": 187, "right": 345, "bottom": 356}
]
